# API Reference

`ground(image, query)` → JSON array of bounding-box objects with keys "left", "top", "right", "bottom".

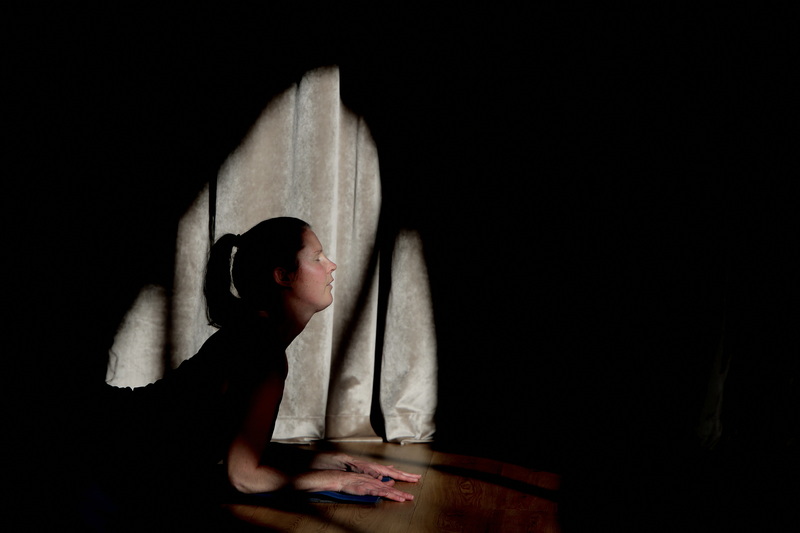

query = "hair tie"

[{"left": 230, "top": 235, "right": 242, "bottom": 298}]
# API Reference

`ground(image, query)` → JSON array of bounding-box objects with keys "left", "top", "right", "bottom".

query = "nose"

[{"left": 329, "top": 259, "right": 337, "bottom": 272}]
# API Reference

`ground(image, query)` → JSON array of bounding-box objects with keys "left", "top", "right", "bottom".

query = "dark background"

[{"left": 7, "top": 5, "right": 796, "bottom": 531}]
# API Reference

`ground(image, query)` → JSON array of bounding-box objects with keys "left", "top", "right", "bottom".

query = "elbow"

[
  {"left": 228, "top": 473, "right": 255, "bottom": 494},
  {"left": 227, "top": 467, "right": 258, "bottom": 494}
]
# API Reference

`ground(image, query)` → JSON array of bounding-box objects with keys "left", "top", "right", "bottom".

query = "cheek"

[{"left": 296, "top": 265, "right": 326, "bottom": 289}]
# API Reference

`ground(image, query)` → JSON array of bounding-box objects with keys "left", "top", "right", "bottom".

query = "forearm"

[
  {"left": 227, "top": 463, "right": 291, "bottom": 494},
  {"left": 228, "top": 462, "right": 355, "bottom": 494},
  {"left": 292, "top": 469, "right": 350, "bottom": 492}
]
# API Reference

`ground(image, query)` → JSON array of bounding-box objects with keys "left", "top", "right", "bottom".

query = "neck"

[{"left": 257, "top": 308, "right": 313, "bottom": 348}]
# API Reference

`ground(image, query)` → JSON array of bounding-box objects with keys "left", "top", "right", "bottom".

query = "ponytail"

[
  {"left": 203, "top": 217, "right": 310, "bottom": 328},
  {"left": 203, "top": 233, "right": 241, "bottom": 328}
]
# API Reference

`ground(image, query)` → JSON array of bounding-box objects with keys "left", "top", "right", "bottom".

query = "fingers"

[
  {"left": 359, "top": 461, "right": 422, "bottom": 483},
  {"left": 391, "top": 471, "right": 422, "bottom": 483},
  {"left": 374, "top": 476, "right": 414, "bottom": 502},
  {"left": 341, "top": 474, "right": 415, "bottom": 502},
  {"left": 373, "top": 481, "right": 413, "bottom": 502},
  {"left": 381, "top": 466, "right": 422, "bottom": 483},
  {"left": 381, "top": 488, "right": 414, "bottom": 502}
]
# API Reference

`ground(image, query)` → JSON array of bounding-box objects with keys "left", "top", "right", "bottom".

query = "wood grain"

[{"left": 222, "top": 442, "right": 560, "bottom": 532}]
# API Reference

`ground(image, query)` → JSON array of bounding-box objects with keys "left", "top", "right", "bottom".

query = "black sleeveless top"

[{"left": 91, "top": 317, "right": 287, "bottom": 492}]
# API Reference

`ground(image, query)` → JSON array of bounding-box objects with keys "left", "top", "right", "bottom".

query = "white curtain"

[{"left": 106, "top": 66, "right": 436, "bottom": 444}]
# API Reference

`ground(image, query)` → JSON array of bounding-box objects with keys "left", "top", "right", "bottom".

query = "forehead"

[{"left": 301, "top": 229, "right": 323, "bottom": 252}]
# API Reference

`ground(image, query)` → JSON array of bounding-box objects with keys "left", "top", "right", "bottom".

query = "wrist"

[
  {"left": 310, "top": 451, "right": 353, "bottom": 471},
  {"left": 293, "top": 469, "right": 346, "bottom": 493},
  {"left": 335, "top": 452, "right": 355, "bottom": 470}
]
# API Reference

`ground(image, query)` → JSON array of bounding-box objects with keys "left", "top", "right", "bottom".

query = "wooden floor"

[{"left": 221, "top": 442, "right": 561, "bottom": 532}]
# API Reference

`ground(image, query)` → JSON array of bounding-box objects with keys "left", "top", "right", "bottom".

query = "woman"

[{"left": 87, "top": 217, "right": 417, "bottom": 529}]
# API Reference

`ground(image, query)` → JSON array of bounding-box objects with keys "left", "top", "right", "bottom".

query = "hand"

[
  {"left": 344, "top": 459, "right": 422, "bottom": 485},
  {"left": 299, "top": 470, "right": 415, "bottom": 502},
  {"left": 337, "top": 472, "right": 415, "bottom": 502}
]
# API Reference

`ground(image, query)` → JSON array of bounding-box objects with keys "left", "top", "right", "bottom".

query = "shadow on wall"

[
  {"left": 13, "top": 6, "right": 797, "bottom": 532},
  {"left": 98, "top": 64, "right": 437, "bottom": 445},
  {"left": 17, "top": 9, "right": 335, "bottom": 393},
  {"left": 12, "top": 0, "right": 795, "bottom": 502}
]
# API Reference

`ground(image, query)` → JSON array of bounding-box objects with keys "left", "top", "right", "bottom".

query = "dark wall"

[{"left": 8, "top": 5, "right": 795, "bottom": 530}]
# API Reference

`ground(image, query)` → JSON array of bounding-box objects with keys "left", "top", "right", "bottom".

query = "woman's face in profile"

[{"left": 288, "top": 229, "right": 337, "bottom": 313}]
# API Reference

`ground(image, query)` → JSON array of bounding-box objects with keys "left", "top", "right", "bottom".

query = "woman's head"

[{"left": 204, "top": 216, "right": 314, "bottom": 328}]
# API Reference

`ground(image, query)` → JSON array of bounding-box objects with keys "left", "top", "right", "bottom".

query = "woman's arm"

[
  {"left": 226, "top": 370, "right": 418, "bottom": 501},
  {"left": 225, "top": 372, "right": 289, "bottom": 494},
  {"left": 291, "top": 469, "right": 415, "bottom": 501},
  {"left": 309, "top": 452, "right": 423, "bottom": 484}
]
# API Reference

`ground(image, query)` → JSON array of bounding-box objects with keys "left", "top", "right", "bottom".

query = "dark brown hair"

[{"left": 203, "top": 217, "right": 310, "bottom": 328}]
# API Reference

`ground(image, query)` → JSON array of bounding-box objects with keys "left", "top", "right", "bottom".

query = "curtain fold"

[
  {"left": 106, "top": 66, "right": 436, "bottom": 443},
  {"left": 381, "top": 229, "right": 438, "bottom": 443}
]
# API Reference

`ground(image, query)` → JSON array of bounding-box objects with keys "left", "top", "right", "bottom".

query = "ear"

[{"left": 273, "top": 267, "right": 293, "bottom": 287}]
